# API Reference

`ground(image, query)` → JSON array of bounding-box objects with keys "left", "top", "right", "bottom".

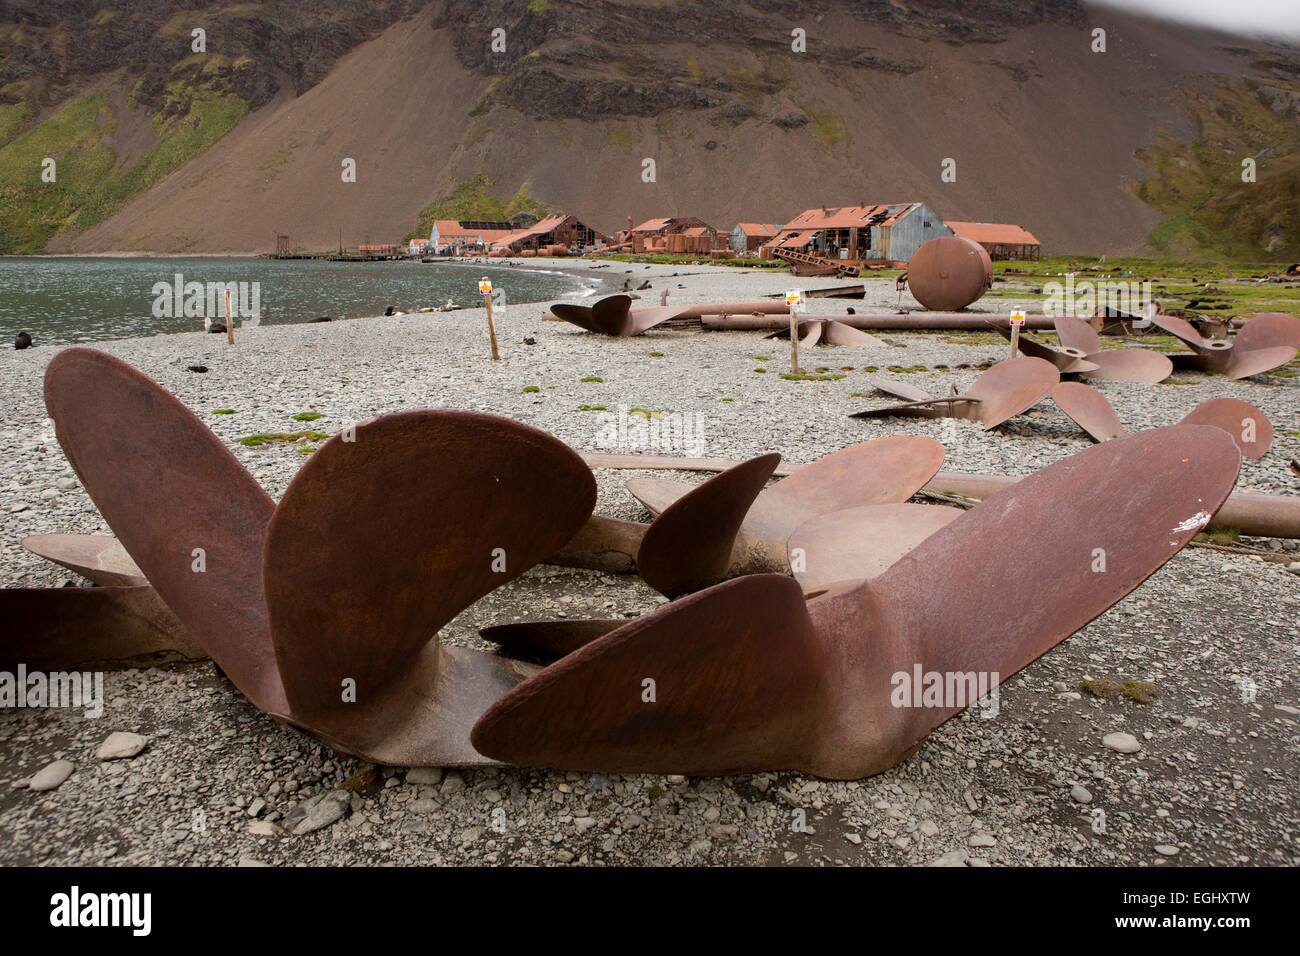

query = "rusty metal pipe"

[{"left": 703, "top": 313, "right": 1058, "bottom": 331}]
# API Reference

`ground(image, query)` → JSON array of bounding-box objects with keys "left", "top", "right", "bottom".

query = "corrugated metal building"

[
  {"left": 761, "top": 203, "right": 951, "bottom": 262},
  {"left": 730, "top": 223, "right": 780, "bottom": 253}
]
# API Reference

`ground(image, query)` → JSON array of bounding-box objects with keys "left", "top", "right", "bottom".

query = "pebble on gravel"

[
  {"left": 284, "top": 790, "right": 349, "bottom": 835},
  {"left": 95, "top": 731, "right": 148, "bottom": 761},
  {"left": 28, "top": 760, "right": 75, "bottom": 792},
  {"left": 1071, "top": 785, "right": 1093, "bottom": 804},
  {"left": 1102, "top": 732, "right": 1141, "bottom": 754}
]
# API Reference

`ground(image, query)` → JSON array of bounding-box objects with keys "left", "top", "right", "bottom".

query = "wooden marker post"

[
  {"left": 785, "top": 289, "right": 802, "bottom": 374},
  {"left": 1009, "top": 309, "right": 1025, "bottom": 361},
  {"left": 225, "top": 289, "right": 235, "bottom": 345},
  {"left": 480, "top": 277, "right": 500, "bottom": 360}
]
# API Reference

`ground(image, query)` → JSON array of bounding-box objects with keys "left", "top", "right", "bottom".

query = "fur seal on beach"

[{"left": 14, "top": 331, "right": 32, "bottom": 349}]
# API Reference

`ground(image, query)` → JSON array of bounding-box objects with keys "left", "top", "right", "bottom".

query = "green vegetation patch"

[
  {"left": 781, "top": 371, "right": 846, "bottom": 381},
  {"left": 1081, "top": 677, "right": 1123, "bottom": 700},
  {"left": 580, "top": 375, "right": 604, "bottom": 382},
  {"left": 212, "top": 408, "right": 236, "bottom": 415},
  {"left": 1123, "top": 680, "right": 1158, "bottom": 705},
  {"left": 577, "top": 404, "right": 607, "bottom": 412},
  {"left": 292, "top": 411, "right": 322, "bottom": 421},
  {"left": 522, "top": 385, "right": 540, "bottom": 393},
  {"left": 238, "top": 430, "right": 330, "bottom": 447}
]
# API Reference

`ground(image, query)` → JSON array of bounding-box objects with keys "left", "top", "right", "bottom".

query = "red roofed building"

[
  {"left": 946, "top": 222, "right": 1041, "bottom": 260},
  {"left": 761, "top": 203, "right": 951, "bottom": 264},
  {"left": 627, "top": 216, "right": 723, "bottom": 254},
  {"left": 489, "top": 214, "right": 605, "bottom": 255}
]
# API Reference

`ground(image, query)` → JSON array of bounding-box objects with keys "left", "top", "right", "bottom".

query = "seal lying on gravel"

[{"left": 19, "top": 346, "right": 1242, "bottom": 781}]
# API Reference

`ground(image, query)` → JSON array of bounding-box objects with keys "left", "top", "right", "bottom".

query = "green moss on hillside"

[
  {"left": 1136, "top": 81, "right": 1300, "bottom": 260},
  {"left": 406, "top": 173, "right": 548, "bottom": 240},
  {"left": 0, "top": 58, "right": 248, "bottom": 253}
]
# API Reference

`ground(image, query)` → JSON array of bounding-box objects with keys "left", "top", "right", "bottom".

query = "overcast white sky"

[{"left": 1092, "top": 0, "right": 1300, "bottom": 38}]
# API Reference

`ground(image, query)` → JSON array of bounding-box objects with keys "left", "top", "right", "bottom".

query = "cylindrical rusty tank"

[
  {"left": 548, "top": 244, "right": 569, "bottom": 257},
  {"left": 520, "top": 248, "right": 537, "bottom": 258},
  {"left": 907, "top": 237, "right": 993, "bottom": 311}
]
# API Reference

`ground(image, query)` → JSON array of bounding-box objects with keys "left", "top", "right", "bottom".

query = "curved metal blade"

[
  {"left": 763, "top": 320, "right": 821, "bottom": 346},
  {"left": 22, "top": 534, "right": 147, "bottom": 587},
  {"left": 822, "top": 321, "right": 886, "bottom": 347},
  {"left": 478, "top": 426, "right": 1242, "bottom": 780},
  {"left": 1053, "top": 314, "right": 1102, "bottom": 355},
  {"left": 964, "top": 357, "right": 1060, "bottom": 430},
  {"left": 263, "top": 409, "right": 596, "bottom": 765},
  {"left": 996, "top": 325, "right": 1097, "bottom": 373},
  {"left": 788, "top": 503, "right": 962, "bottom": 591},
  {"left": 1051, "top": 381, "right": 1123, "bottom": 442},
  {"left": 625, "top": 306, "right": 689, "bottom": 335},
  {"left": 625, "top": 477, "right": 696, "bottom": 517},
  {"left": 1079, "top": 349, "right": 1173, "bottom": 383},
  {"left": 866, "top": 375, "right": 932, "bottom": 402},
  {"left": 0, "top": 585, "right": 203, "bottom": 670},
  {"left": 1234, "top": 312, "right": 1300, "bottom": 351},
  {"left": 550, "top": 294, "right": 638, "bottom": 335},
  {"left": 800, "top": 320, "right": 824, "bottom": 348},
  {"left": 740, "top": 436, "right": 947, "bottom": 569},
  {"left": 1221, "top": 345, "right": 1298, "bottom": 380},
  {"left": 1178, "top": 397, "right": 1273, "bottom": 459},
  {"left": 799, "top": 424, "right": 1243, "bottom": 779},
  {"left": 1150, "top": 313, "right": 1208, "bottom": 349},
  {"left": 637, "top": 454, "right": 781, "bottom": 597},
  {"left": 479, "top": 619, "right": 627, "bottom": 659},
  {"left": 43, "top": 347, "right": 285, "bottom": 714},
  {"left": 470, "top": 574, "right": 825, "bottom": 775}
]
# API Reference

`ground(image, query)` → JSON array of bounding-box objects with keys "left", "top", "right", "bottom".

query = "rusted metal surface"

[
  {"left": 766, "top": 319, "right": 886, "bottom": 348},
  {"left": 1235, "top": 313, "right": 1300, "bottom": 351},
  {"left": 479, "top": 619, "right": 626, "bottom": 659},
  {"left": 995, "top": 326, "right": 1098, "bottom": 374},
  {"left": 854, "top": 358, "right": 1059, "bottom": 431},
  {"left": 549, "top": 294, "right": 685, "bottom": 336},
  {"left": 1178, "top": 398, "right": 1273, "bottom": 460},
  {"left": 626, "top": 438, "right": 945, "bottom": 577},
  {"left": 906, "top": 237, "right": 993, "bottom": 311},
  {"left": 44, "top": 347, "right": 287, "bottom": 715},
  {"left": 865, "top": 375, "right": 932, "bottom": 403},
  {"left": 1053, "top": 314, "right": 1103, "bottom": 355},
  {"left": 926, "top": 470, "right": 1300, "bottom": 538},
  {"left": 1051, "top": 382, "right": 1123, "bottom": 443},
  {"left": 21, "top": 534, "right": 147, "bottom": 587},
  {"left": 703, "top": 312, "right": 1059, "bottom": 332},
  {"left": 735, "top": 437, "right": 946, "bottom": 571},
  {"left": 678, "top": 302, "right": 790, "bottom": 318},
  {"left": 472, "top": 426, "right": 1241, "bottom": 778},
  {"left": 263, "top": 409, "right": 596, "bottom": 766},
  {"left": 787, "top": 503, "right": 962, "bottom": 591},
  {"left": 0, "top": 585, "right": 203, "bottom": 670},
  {"left": 546, "top": 515, "right": 645, "bottom": 573},
  {"left": 1152, "top": 313, "right": 1298, "bottom": 379},
  {"left": 1080, "top": 349, "right": 1173, "bottom": 384},
  {"left": 1049, "top": 315, "right": 1172, "bottom": 383},
  {"left": 637, "top": 454, "right": 780, "bottom": 597}
]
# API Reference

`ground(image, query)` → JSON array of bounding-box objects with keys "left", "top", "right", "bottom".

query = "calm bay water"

[{"left": 0, "top": 257, "right": 595, "bottom": 347}]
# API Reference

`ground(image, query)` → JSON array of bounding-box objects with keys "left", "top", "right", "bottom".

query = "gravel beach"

[{"left": 1, "top": 259, "right": 1297, "bottom": 867}]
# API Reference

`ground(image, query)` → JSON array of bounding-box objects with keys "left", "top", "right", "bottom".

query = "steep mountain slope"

[{"left": 2, "top": 0, "right": 1298, "bottom": 256}]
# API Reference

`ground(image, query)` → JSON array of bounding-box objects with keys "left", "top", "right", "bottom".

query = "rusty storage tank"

[{"left": 907, "top": 237, "right": 993, "bottom": 311}]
